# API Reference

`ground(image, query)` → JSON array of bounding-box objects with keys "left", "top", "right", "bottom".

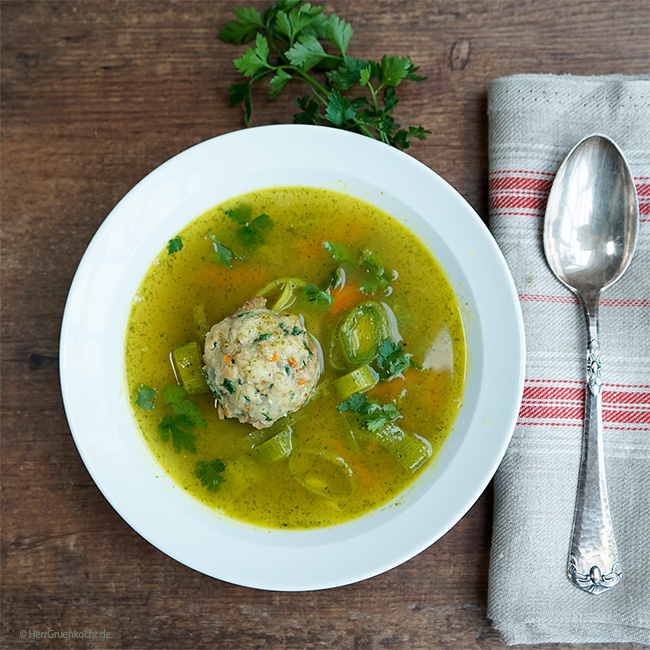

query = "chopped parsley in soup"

[{"left": 125, "top": 186, "right": 466, "bottom": 529}]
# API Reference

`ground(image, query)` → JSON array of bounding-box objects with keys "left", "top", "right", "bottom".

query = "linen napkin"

[{"left": 486, "top": 74, "right": 650, "bottom": 646}]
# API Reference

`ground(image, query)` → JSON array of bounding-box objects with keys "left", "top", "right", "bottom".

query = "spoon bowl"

[
  {"left": 544, "top": 133, "right": 639, "bottom": 595},
  {"left": 544, "top": 134, "right": 639, "bottom": 296}
]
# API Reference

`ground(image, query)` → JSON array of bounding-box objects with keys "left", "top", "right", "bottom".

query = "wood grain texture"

[{"left": 1, "top": 1, "right": 648, "bottom": 648}]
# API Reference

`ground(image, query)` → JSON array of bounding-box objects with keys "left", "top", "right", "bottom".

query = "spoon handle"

[{"left": 568, "top": 296, "right": 622, "bottom": 594}]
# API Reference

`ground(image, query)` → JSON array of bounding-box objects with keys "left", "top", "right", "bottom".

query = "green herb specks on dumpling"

[{"left": 203, "top": 297, "right": 321, "bottom": 429}]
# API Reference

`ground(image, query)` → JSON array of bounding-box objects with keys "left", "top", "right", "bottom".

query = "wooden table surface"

[{"left": 2, "top": 1, "right": 648, "bottom": 648}]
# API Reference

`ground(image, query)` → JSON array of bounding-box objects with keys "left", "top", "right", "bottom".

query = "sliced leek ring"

[
  {"left": 334, "top": 300, "right": 389, "bottom": 365},
  {"left": 288, "top": 449, "right": 354, "bottom": 500}
]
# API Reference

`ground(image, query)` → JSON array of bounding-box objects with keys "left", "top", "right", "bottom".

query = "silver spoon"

[{"left": 544, "top": 133, "right": 639, "bottom": 595}]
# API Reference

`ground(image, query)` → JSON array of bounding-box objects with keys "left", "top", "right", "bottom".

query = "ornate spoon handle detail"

[{"left": 567, "top": 294, "right": 622, "bottom": 594}]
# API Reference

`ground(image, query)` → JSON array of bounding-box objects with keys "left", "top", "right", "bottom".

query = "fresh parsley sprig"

[
  {"left": 195, "top": 458, "right": 226, "bottom": 492},
  {"left": 156, "top": 384, "right": 207, "bottom": 454},
  {"left": 375, "top": 338, "right": 416, "bottom": 380},
  {"left": 337, "top": 392, "right": 401, "bottom": 432},
  {"left": 323, "top": 240, "right": 352, "bottom": 263},
  {"left": 358, "top": 248, "right": 396, "bottom": 294},
  {"left": 226, "top": 205, "right": 274, "bottom": 247},
  {"left": 135, "top": 384, "right": 157, "bottom": 412},
  {"left": 209, "top": 235, "right": 238, "bottom": 267},
  {"left": 304, "top": 282, "right": 333, "bottom": 307},
  {"left": 219, "top": 0, "right": 430, "bottom": 150},
  {"left": 167, "top": 236, "right": 183, "bottom": 254},
  {"left": 134, "top": 383, "right": 226, "bottom": 491},
  {"left": 208, "top": 204, "right": 274, "bottom": 267}
]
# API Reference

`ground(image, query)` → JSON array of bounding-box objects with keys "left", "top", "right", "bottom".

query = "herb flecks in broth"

[{"left": 125, "top": 186, "right": 466, "bottom": 529}]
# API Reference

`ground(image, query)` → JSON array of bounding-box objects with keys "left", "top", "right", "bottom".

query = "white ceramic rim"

[{"left": 60, "top": 125, "right": 525, "bottom": 591}]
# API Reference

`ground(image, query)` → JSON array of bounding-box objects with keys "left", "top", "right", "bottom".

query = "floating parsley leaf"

[
  {"left": 304, "top": 283, "right": 333, "bottom": 307},
  {"left": 208, "top": 235, "right": 238, "bottom": 267},
  {"left": 135, "top": 384, "right": 157, "bottom": 412},
  {"left": 337, "top": 391, "right": 367, "bottom": 414},
  {"left": 195, "top": 458, "right": 226, "bottom": 492},
  {"left": 359, "top": 248, "right": 396, "bottom": 294},
  {"left": 167, "top": 236, "right": 183, "bottom": 254},
  {"left": 226, "top": 207, "right": 274, "bottom": 247},
  {"left": 169, "top": 397, "right": 206, "bottom": 428},
  {"left": 337, "top": 392, "right": 401, "bottom": 431},
  {"left": 157, "top": 414, "right": 197, "bottom": 454},
  {"left": 225, "top": 204, "right": 251, "bottom": 224},
  {"left": 323, "top": 240, "right": 352, "bottom": 262},
  {"left": 239, "top": 213, "right": 273, "bottom": 247},
  {"left": 155, "top": 384, "right": 206, "bottom": 454},
  {"left": 365, "top": 402, "right": 401, "bottom": 432},
  {"left": 375, "top": 338, "right": 415, "bottom": 380}
]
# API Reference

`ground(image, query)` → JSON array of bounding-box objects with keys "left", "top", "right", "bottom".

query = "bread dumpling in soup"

[{"left": 203, "top": 297, "right": 321, "bottom": 429}]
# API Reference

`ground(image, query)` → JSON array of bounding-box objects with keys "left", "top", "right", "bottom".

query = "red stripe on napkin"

[
  {"left": 489, "top": 176, "right": 554, "bottom": 193},
  {"left": 489, "top": 171, "right": 650, "bottom": 220},
  {"left": 518, "top": 380, "right": 650, "bottom": 430},
  {"left": 518, "top": 294, "right": 650, "bottom": 308}
]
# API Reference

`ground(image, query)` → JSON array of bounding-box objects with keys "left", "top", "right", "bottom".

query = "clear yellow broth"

[{"left": 125, "top": 186, "right": 466, "bottom": 529}]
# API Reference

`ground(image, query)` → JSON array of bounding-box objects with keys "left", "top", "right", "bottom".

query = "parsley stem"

[
  {"left": 367, "top": 82, "right": 380, "bottom": 113},
  {"left": 354, "top": 122, "right": 376, "bottom": 140},
  {"left": 268, "top": 36, "right": 287, "bottom": 60},
  {"left": 292, "top": 67, "right": 329, "bottom": 101}
]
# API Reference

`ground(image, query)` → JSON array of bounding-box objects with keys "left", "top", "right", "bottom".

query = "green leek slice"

[
  {"left": 171, "top": 341, "right": 210, "bottom": 394},
  {"left": 367, "top": 423, "right": 432, "bottom": 473},
  {"left": 254, "top": 425, "right": 293, "bottom": 461},
  {"left": 288, "top": 449, "right": 354, "bottom": 500},
  {"left": 332, "top": 364, "right": 378, "bottom": 399},
  {"left": 258, "top": 277, "right": 307, "bottom": 312},
  {"left": 193, "top": 304, "right": 210, "bottom": 340},
  {"left": 335, "top": 300, "right": 389, "bottom": 365}
]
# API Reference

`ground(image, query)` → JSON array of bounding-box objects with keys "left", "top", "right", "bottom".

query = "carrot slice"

[
  {"left": 330, "top": 282, "right": 364, "bottom": 315},
  {"left": 366, "top": 367, "right": 418, "bottom": 402}
]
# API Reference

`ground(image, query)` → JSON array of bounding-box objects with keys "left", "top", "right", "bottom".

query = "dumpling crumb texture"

[{"left": 203, "top": 297, "right": 321, "bottom": 429}]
